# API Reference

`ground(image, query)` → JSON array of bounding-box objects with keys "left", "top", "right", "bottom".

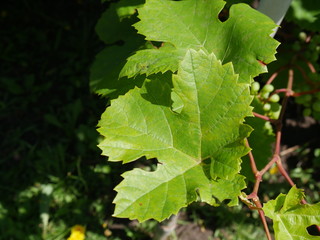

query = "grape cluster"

[
  {"left": 293, "top": 31, "right": 320, "bottom": 63},
  {"left": 274, "top": 31, "right": 320, "bottom": 121},
  {"left": 251, "top": 82, "right": 281, "bottom": 120}
]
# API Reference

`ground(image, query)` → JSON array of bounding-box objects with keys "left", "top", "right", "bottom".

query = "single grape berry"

[
  {"left": 269, "top": 94, "right": 280, "bottom": 103},
  {"left": 261, "top": 92, "right": 270, "bottom": 100},
  {"left": 251, "top": 81, "right": 260, "bottom": 93},
  {"left": 264, "top": 121, "right": 273, "bottom": 134},
  {"left": 263, "top": 103, "right": 271, "bottom": 111},
  {"left": 262, "top": 84, "right": 274, "bottom": 93},
  {"left": 299, "top": 32, "right": 307, "bottom": 41},
  {"left": 269, "top": 110, "right": 280, "bottom": 120}
]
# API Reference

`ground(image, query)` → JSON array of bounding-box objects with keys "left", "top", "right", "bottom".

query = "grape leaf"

[
  {"left": 121, "top": 0, "right": 279, "bottom": 84},
  {"left": 95, "top": 0, "right": 144, "bottom": 44},
  {"left": 263, "top": 186, "right": 320, "bottom": 240},
  {"left": 98, "top": 49, "right": 252, "bottom": 221}
]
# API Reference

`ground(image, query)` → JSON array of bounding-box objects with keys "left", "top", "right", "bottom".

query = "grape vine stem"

[{"left": 247, "top": 67, "right": 320, "bottom": 237}]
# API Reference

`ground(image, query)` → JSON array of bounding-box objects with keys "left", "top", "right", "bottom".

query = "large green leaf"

[
  {"left": 263, "top": 186, "right": 320, "bottom": 240},
  {"left": 121, "top": 0, "right": 279, "bottom": 84},
  {"left": 98, "top": 50, "right": 252, "bottom": 221}
]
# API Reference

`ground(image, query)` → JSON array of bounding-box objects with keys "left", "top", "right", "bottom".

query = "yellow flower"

[
  {"left": 269, "top": 165, "right": 278, "bottom": 175},
  {"left": 67, "top": 225, "right": 85, "bottom": 240}
]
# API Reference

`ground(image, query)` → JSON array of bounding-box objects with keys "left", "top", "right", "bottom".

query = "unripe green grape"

[
  {"left": 261, "top": 92, "right": 270, "bottom": 100},
  {"left": 264, "top": 121, "right": 273, "bottom": 134},
  {"left": 263, "top": 103, "right": 271, "bottom": 111},
  {"left": 251, "top": 81, "right": 260, "bottom": 93},
  {"left": 269, "top": 94, "right": 280, "bottom": 103},
  {"left": 316, "top": 46, "right": 320, "bottom": 52},
  {"left": 266, "top": 103, "right": 281, "bottom": 119},
  {"left": 314, "top": 148, "right": 320, "bottom": 157},
  {"left": 312, "top": 101, "right": 320, "bottom": 112},
  {"left": 299, "top": 32, "right": 307, "bottom": 41},
  {"left": 270, "top": 113, "right": 278, "bottom": 119},
  {"left": 303, "top": 108, "right": 312, "bottom": 116},
  {"left": 269, "top": 111, "right": 280, "bottom": 119},
  {"left": 261, "top": 84, "right": 274, "bottom": 93}
]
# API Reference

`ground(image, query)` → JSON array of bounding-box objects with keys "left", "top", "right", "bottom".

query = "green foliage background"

[{"left": 0, "top": 0, "right": 118, "bottom": 239}]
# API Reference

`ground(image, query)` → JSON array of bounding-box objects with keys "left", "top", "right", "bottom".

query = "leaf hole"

[
  {"left": 133, "top": 157, "right": 159, "bottom": 172},
  {"left": 307, "top": 225, "right": 320, "bottom": 236},
  {"left": 218, "top": 8, "right": 229, "bottom": 22}
]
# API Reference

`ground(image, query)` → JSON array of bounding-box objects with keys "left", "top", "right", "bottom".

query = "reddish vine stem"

[
  {"left": 270, "top": 86, "right": 320, "bottom": 98},
  {"left": 253, "top": 112, "right": 273, "bottom": 122},
  {"left": 274, "top": 69, "right": 320, "bottom": 233},
  {"left": 245, "top": 139, "right": 258, "bottom": 175},
  {"left": 304, "top": 58, "right": 316, "bottom": 73},
  {"left": 244, "top": 139, "right": 272, "bottom": 240},
  {"left": 253, "top": 198, "right": 273, "bottom": 240},
  {"left": 249, "top": 67, "right": 320, "bottom": 236},
  {"left": 265, "top": 65, "right": 288, "bottom": 85},
  {"left": 274, "top": 88, "right": 290, "bottom": 94},
  {"left": 292, "top": 88, "right": 320, "bottom": 97},
  {"left": 246, "top": 69, "right": 297, "bottom": 240}
]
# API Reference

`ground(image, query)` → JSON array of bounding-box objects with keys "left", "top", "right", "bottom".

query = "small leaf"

[{"left": 263, "top": 186, "right": 320, "bottom": 240}]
